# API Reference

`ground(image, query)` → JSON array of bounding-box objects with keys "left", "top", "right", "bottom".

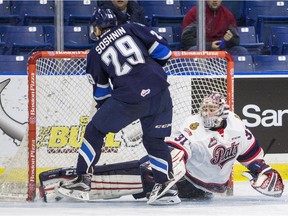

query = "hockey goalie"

[{"left": 39, "top": 92, "right": 284, "bottom": 203}]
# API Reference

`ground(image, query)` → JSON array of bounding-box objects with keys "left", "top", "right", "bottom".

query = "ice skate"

[
  {"left": 57, "top": 174, "right": 92, "bottom": 201},
  {"left": 147, "top": 181, "right": 180, "bottom": 205}
]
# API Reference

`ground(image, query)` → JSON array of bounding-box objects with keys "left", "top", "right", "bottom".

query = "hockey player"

[
  {"left": 58, "top": 8, "right": 183, "bottom": 205},
  {"left": 166, "top": 92, "right": 284, "bottom": 198}
]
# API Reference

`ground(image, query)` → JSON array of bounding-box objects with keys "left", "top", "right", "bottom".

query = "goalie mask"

[
  {"left": 90, "top": 8, "right": 117, "bottom": 40},
  {"left": 199, "top": 92, "right": 229, "bottom": 129}
]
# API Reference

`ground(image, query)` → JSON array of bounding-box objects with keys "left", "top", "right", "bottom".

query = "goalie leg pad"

[
  {"left": 89, "top": 157, "right": 146, "bottom": 200},
  {"left": 39, "top": 158, "right": 149, "bottom": 202},
  {"left": 39, "top": 167, "right": 78, "bottom": 202},
  {"left": 170, "top": 148, "right": 186, "bottom": 182}
]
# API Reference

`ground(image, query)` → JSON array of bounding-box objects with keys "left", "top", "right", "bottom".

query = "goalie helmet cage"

[{"left": 0, "top": 50, "right": 234, "bottom": 201}]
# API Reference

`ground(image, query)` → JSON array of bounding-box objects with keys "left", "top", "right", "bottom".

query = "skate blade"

[
  {"left": 147, "top": 179, "right": 176, "bottom": 205},
  {"left": 57, "top": 187, "right": 90, "bottom": 201},
  {"left": 148, "top": 195, "right": 181, "bottom": 206}
]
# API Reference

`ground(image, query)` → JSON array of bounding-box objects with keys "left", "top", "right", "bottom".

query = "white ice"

[{"left": 0, "top": 181, "right": 287, "bottom": 216}]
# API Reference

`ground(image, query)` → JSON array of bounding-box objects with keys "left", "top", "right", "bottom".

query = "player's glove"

[{"left": 242, "top": 160, "right": 284, "bottom": 197}]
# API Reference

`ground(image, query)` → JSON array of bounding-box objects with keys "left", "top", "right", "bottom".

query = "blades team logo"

[{"left": 189, "top": 122, "right": 199, "bottom": 130}]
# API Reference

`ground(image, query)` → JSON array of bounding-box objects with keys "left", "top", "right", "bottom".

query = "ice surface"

[{"left": 0, "top": 181, "right": 287, "bottom": 216}]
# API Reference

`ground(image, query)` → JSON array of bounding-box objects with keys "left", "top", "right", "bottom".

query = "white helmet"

[{"left": 199, "top": 92, "right": 230, "bottom": 129}]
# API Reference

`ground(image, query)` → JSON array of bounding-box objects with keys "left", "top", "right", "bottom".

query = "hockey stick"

[{"left": 263, "top": 138, "right": 276, "bottom": 157}]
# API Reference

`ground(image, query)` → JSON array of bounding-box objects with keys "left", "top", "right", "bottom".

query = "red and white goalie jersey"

[{"left": 166, "top": 111, "right": 264, "bottom": 193}]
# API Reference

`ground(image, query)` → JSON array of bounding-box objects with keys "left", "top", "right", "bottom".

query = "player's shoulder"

[
  {"left": 122, "top": 22, "right": 145, "bottom": 29},
  {"left": 188, "top": 5, "right": 197, "bottom": 14},
  {"left": 87, "top": 44, "right": 97, "bottom": 57},
  {"left": 179, "top": 114, "right": 202, "bottom": 131},
  {"left": 116, "top": 22, "right": 145, "bottom": 35},
  {"left": 185, "top": 113, "right": 202, "bottom": 123},
  {"left": 226, "top": 111, "right": 246, "bottom": 129},
  {"left": 227, "top": 111, "right": 242, "bottom": 121},
  {"left": 219, "top": 4, "right": 235, "bottom": 17}
]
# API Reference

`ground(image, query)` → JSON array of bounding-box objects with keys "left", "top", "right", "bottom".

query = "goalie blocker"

[{"left": 39, "top": 148, "right": 187, "bottom": 202}]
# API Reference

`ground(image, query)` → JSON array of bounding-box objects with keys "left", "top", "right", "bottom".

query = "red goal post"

[{"left": 0, "top": 51, "right": 234, "bottom": 201}]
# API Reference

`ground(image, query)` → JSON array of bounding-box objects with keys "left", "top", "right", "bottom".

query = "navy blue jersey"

[{"left": 86, "top": 23, "right": 172, "bottom": 108}]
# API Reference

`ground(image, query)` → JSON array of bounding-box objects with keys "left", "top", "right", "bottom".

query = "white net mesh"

[{"left": 0, "top": 51, "right": 231, "bottom": 201}]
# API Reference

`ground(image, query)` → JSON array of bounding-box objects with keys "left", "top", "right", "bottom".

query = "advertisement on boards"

[
  {"left": 0, "top": 76, "right": 27, "bottom": 168},
  {"left": 234, "top": 77, "right": 288, "bottom": 154}
]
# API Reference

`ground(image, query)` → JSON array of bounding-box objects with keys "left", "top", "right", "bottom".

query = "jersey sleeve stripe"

[
  {"left": 237, "top": 139, "right": 262, "bottom": 163},
  {"left": 166, "top": 141, "right": 189, "bottom": 162},
  {"left": 94, "top": 83, "right": 112, "bottom": 100},
  {"left": 148, "top": 41, "right": 172, "bottom": 60}
]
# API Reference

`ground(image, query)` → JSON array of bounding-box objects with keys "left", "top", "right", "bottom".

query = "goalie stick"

[{"left": 264, "top": 138, "right": 276, "bottom": 156}]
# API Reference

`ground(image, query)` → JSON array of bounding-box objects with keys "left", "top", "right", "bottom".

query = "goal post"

[
  {"left": 0, "top": 50, "right": 234, "bottom": 201},
  {"left": 27, "top": 51, "right": 91, "bottom": 201}
]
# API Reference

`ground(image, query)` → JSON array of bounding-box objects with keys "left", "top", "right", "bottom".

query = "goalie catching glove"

[{"left": 242, "top": 159, "right": 284, "bottom": 197}]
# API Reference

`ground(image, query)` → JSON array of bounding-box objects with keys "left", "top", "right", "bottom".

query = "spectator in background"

[
  {"left": 98, "top": 0, "right": 147, "bottom": 26},
  {"left": 181, "top": 0, "right": 248, "bottom": 55}
]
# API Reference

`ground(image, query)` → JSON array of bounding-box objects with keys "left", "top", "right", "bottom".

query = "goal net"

[{"left": 0, "top": 50, "right": 234, "bottom": 201}]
